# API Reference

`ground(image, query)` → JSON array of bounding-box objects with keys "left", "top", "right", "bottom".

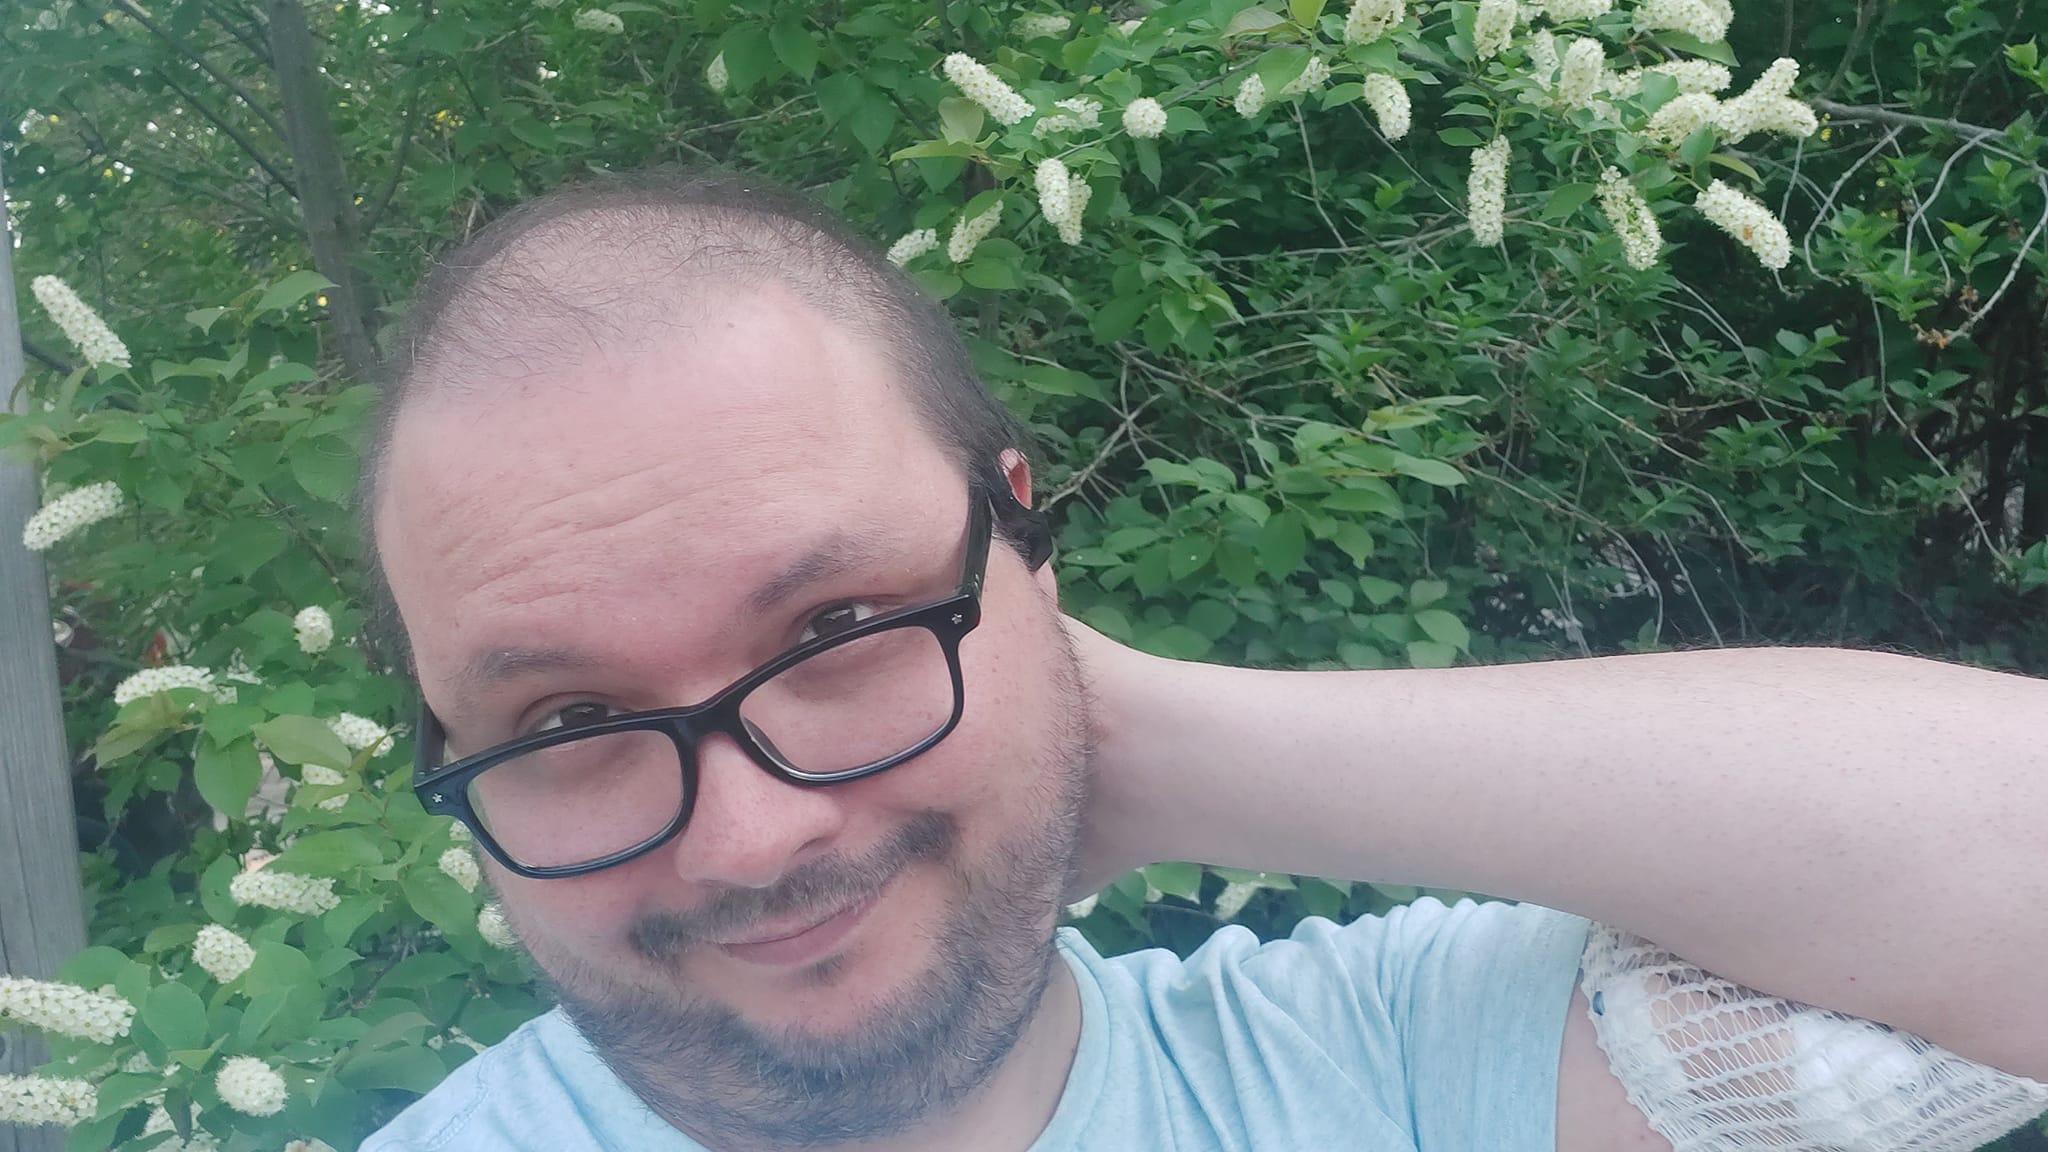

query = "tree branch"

[
  {"left": 21, "top": 336, "right": 76, "bottom": 375},
  {"left": 1811, "top": 97, "right": 2009, "bottom": 144},
  {"left": 152, "top": 68, "right": 299, "bottom": 197},
  {"left": 362, "top": 75, "right": 423, "bottom": 237},
  {"left": 109, "top": 0, "right": 291, "bottom": 147}
]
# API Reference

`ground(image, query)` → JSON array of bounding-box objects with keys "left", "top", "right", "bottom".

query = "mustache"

[{"left": 628, "top": 811, "right": 955, "bottom": 961}]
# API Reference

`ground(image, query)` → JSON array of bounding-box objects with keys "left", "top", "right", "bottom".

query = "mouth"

[{"left": 713, "top": 887, "right": 885, "bottom": 968}]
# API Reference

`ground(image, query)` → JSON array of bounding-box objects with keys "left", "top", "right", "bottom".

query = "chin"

[{"left": 705, "top": 862, "right": 955, "bottom": 1040}]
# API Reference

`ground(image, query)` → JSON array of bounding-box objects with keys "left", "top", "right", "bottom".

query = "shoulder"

[{"left": 357, "top": 1009, "right": 594, "bottom": 1152}]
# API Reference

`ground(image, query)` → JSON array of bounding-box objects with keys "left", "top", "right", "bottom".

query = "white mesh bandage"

[{"left": 1580, "top": 925, "right": 2048, "bottom": 1151}]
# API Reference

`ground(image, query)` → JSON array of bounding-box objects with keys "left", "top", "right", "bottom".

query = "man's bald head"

[{"left": 360, "top": 168, "right": 1032, "bottom": 667}]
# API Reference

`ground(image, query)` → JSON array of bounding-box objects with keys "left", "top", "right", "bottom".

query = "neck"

[{"left": 835, "top": 957, "right": 1081, "bottom": 1152}]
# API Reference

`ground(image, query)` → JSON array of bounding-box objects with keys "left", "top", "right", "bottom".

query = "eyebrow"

[{"left": 449, "top": 531, "right": 895, "bottom": 706}]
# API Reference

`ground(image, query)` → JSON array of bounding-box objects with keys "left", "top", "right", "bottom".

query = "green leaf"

[
  {"left": 252, "top": 715, "right": 353, "bottom": 770},
  {"left": 1289, "top": 0, "right": 1328, "bottom": 25},
  {"left": 402, "top": 868, "right": 476, "bottom": 936},
  {"left": 338, "top": 1046, "right": 450, "bottom": 1092},
  {"left": 193, "top": 738, "right": 261, "bottom": 819},
  {"left": 1639, "top": 70, "right": 1680, "bottom": 110},
  {"left": 889, "top": 140, "right": 977, "bottom": 162},
  {"left": 1393, "top": 455, "right": 1465, "bottom": 487},
  {"left": 1406, "top": 639, "right": 1460, "bottom": 668},
  {"left": 1413, "top": 608, "right": 1471, "bottom": 649},
  {"left": 1224, "top": 5, "right": 1286, "bottom": 34},
  {"left": 1541, "top": 182, "right": 1599, "bottom": 220},
  {"left": 1437, "top": 126, "right": 1486, "bottom": 147},
  {"left": 960, "top": 258, "right": 1021, "bottom": 290},
  {"left": 717, "top": 25, "right": 776, "bottom": 92},
  {"left": 937, "top": 96, "right": 985, "bottom": 144},
  {"left": 1707, "top": 152, "right": 1762, "bottom": 182},
  {"left": 1653, "top": 31, "right": 1736, "bottom": 65},
  {"left": 769, "top": 19, "right": 817, "bottom": 79},
  {"left": 289, "top": 435, "right": 357, "bottom": 503},
  {"left": 1090, "top": 294, "right": 1150, "bottom": 343},
  {"left": 143, "top": 982, "right": 208, "bottom": 1051},
  {"left": 255, "top": 270, "right": 335, "bottom": 314},
  {"left": 1143, "top": 861, "right": 1204, "bottom": 901},
  {"left": 185, "top": 306, "right": 228, "bottom": 335},
  {"left": 1140, "top": 624, "right": 1213, "bottom": 660},
  {"left": 268, "top": 828, "right": 386, "bottom": 877},
  {"left": 1678, "top": 124, "right": 1716, "bottom": 168},
  {"left": 1256, "top": 508, "right": 1308, "bottom": 580},
  {"left": 1409, "top": 578, "right": 1448, "bottom": 607},
  {"left": 1165, "top": 534, "right": 1216, "bottom": 580}
]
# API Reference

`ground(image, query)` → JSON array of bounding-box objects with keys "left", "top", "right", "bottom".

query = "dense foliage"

[{"left": 4, "top": 0, "right": 2045, "bottom": 1146}]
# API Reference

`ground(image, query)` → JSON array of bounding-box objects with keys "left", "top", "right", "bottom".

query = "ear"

[{"left": 997, "top": 448, "right": 1060, "bottom": 604}]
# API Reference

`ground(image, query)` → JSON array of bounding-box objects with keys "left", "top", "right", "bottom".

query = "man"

[{"left": 359, "top": 169, "right": 2048, "bottom": 1152}]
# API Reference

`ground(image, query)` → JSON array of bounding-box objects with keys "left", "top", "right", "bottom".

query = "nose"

[{"left": 668, "top": 730, "right": 848, "bottom": 889}]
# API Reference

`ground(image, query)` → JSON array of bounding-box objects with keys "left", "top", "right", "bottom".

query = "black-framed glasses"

[{"left": 414, "top": 472, "right": 1052, "bottom": 879}]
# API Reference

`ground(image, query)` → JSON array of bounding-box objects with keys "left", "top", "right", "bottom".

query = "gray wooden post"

[{"left": 0, "top": 155, "right": 89, "bottom": 1152}]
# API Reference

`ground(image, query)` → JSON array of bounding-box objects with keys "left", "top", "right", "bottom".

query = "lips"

[{"left": 714, "top": 889, "right": 883, "bottom": 967}]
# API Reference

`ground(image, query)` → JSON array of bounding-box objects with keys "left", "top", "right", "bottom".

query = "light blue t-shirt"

[{"left": 361, "top": 897, "right": 1591, "bottom": 1151}]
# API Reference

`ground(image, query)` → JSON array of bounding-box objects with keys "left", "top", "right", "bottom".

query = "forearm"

[{"left": 1093, "top": 643, "right": 2048, "bottom": 1078}]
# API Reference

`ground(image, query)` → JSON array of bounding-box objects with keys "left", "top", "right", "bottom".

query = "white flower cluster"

[
  {"left": 299, "top": 763, "right": 349, "bottom": 809},
  {"left": 329, "top": 712, "right": 394, "bottom": 756},
  {"left": 1343, "top": 0, "right": 1403, "bottom": 43},
  {"left": 448, "top": 820, "right": 473, "bottom": 843},
  {"left": 1033, "top": 158, "right": 1091, "bottom": 245},
  {"left": 439, "top": 847, "right": 481, "bottom": 892},
  {"left": 112, "top": 664, "right": 222, "bottom": 707},
  {"left": 229, "top": 868, "right": 340, "bottom": 916},
  {"left": 1695, "top": 179, "right": 1791, "bottom": 268},
  {"left": 1556, "top": 37, "right": 1606, "bottom": 108},
  {"left": 1282, "top": 56, "right": 1331, "bottom": 95},
  {"left": 1597, "top": 167, "right": 1662, "bottom": 269},
  {"left": 943, "top": 54, "right": 1034, "bottom": 126},
  {"left": 0, "top": 976, "right": 136, "bottom": 1043},
  {"left": 1233, "top": 73, "right": 1267, "bottom": 118},
  {"left": 1467, "top": 136, "right": 1511, "bottom": 246},
  {"left": 1643, "top": 90, "right": 1719, "bottom": 145},
  {"left": 22, "top": 480, "right": 123, "bottom": 551},
  {"left": 885, "top": 228, "right": 938, "bottom": 266},
  {"left": 1012, "top": 12, "right": 1071, "bottom": 38},
  {"left": 1363, "top": 74, "right": 1411, "bottom": 140},
  {"left": 1527, "top": 32, "right": 1560, "bottom": 84},
  {"left": 192, "top": 924, "right": 256, "bottom": 983},
  {"left": 30, "top": 275, "right": 130, "bottom": 367},
  {"left": 1473, "top": 0, "right": 1518, "bottom": 59},
  {"left": 477, "top": 903, "right": 517, "bottom": 948},
  {"left": 1542, "top": 0, "right": 1611, "bottom": 19},
  {"left": 1713, "top": 57, "right": 1815, "bottom": 142},
  {"left": 571, "top": 8, "right": 621, "bottom": 33},
  {"left": 1635, "top": 0, "right": 1731, "bottom": 42},
  {"left": 1609, "top": 58, "right": 1731, "bottom": 97},
  {"left": 293, "top": 605, "right": 334, "bottom": 654},
  {"left": 0, "top": 1074, "right": 96, "bottom": 1127},
  {"left": 216, "top": 1056, "right": 288, "bottom": 1116},
  {"left": 1033, "top": 95, "right": 1102, "bottom": 136},
  {"left": 706, "top": 52, "right": 727, "bottom": 94},
  {"left": 1122, "top": 97, "right": 1167, "bottom": 138},
  {"left": 948, "top": 200, "right": 1003, "bottom": 262}
]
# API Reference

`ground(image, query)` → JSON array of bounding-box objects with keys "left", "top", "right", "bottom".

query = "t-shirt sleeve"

[{"left": 1347, "top": 896, "right": 1591, "bottom": 1152}]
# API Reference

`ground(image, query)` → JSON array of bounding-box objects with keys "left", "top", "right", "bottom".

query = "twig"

[
  {"left": 363, "top": 76, "right": 424, "bottom": 236},
  {"left": 1292, "top": 104, "right": 1345, "bottom": 249},
  {"left": 21, "top": 336, "right": 77, "bottom": 375},
  {"left": 1810, "top": 98, "right": 2010, "bottom": 145},
  {"left": 111, "top": 0, "right": 291, "bottom": 146},
  {"left": 1799, "top": 125, "right": 1900, "bottom": 276},
  {"left": 154, "top": 69, "right": 299, "bottom": 197}
]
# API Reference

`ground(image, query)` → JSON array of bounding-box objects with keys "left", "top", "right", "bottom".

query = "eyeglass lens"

[{"left": 466, "top": 623, "right": 957, "bottom": 869}]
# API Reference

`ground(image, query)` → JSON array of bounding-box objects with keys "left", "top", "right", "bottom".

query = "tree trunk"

[
  {"left": 266, "top": 0, "right": 382, "bottom": 379},
  {"left": 0, "top": 154, "right": 89, "bottom": 1152}
]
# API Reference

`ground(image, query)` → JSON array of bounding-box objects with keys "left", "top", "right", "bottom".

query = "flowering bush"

[{"left": 5, "top": 0, "right": 2045, "bottom": 1146}]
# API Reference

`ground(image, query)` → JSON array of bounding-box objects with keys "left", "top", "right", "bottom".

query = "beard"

[{"left": 529, "top": 625, "right": 1093, "bottom": 1151}]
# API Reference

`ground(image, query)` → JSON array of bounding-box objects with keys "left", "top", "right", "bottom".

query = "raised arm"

[{"left": 1067, "top": 623, "right": 2048, "bottom": 1082}]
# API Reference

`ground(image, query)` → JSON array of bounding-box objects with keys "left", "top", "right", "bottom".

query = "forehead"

[{"left": 374, "top": 282, "right": 964, "bottom": 699}]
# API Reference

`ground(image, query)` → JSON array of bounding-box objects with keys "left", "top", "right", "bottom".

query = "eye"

[
  {"left": 799, "top": 602, "right": 882, "bottom": 644},
  {"left": 533, "top": 701, "right": 617, "bottom": 734}
]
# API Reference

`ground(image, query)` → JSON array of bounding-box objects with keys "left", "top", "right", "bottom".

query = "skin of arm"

[{"left": 1061, "top": 618, "right": 2048, "bottom": 1084}]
